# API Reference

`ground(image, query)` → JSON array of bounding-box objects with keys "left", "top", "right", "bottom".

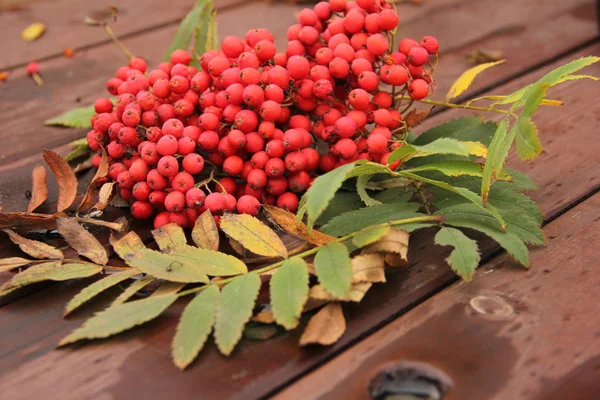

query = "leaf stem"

[
  {"left": 394, "top": 95, "right": 510, "bottom": 115},
  {"left": 103, "top": 24, "right": 134, "bottom": 60},
  {"left": 176, "top": 215, "right": 443, "bottom": 298}
]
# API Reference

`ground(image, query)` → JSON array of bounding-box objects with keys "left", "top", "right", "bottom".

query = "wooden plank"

[
  {"left": 0, "top": 0, "right": 595, "bottom": 166},
  {"left": 0, "top": 43, "right": 599, "bottom": 399},
  {"left": 0, "top": 0, "right": 245, "bottom": 71},
  {"left": 276, "top": 192, "right": 600, "bottom": 400}
]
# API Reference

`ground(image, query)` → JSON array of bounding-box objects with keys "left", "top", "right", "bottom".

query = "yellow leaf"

[
  {"left": 151, "top": 223, "right": 187, "bottom": 253},
  {"left": 264, "top": 205, "right": 336, "bottom": 246},
  {"left": 77, "top": 147, "right": 109, "bottom": 214},
  {"left": 384, "top": 253, "right": 408, "bottom": 267},
  {"left": 91, "top": 182, "right": 117, "bottom": 212},
  {"left": 150, "top": 281, "right": 186, "bottom": 297},
  {"left": 363, "top": 228, "right": 409, "bottom": 262},
  {"left": 220, "top": 213, "right": 288, "bottom": 258},
  {"left": 21, "top": 22, "right": 46, "bottom": 42},
  {"left": 351, "top": 253, "right": 386, "bottom": 283},
  {"left": 309, "top": 283, "right": 372, "bottom": 303},
  {"left": 0, "top": 257, "right": 33, "bottom": 272},
  {"left": 3, "top": 229, "right": 63, "bottom": 260},
  {"left": 483, "top": 95, "right": 564, "bottom": 107},
  {"left": 447, "top": 60, "right": 506, "bottom": 100},
  {"left": 191, "top": 210, "right": 219, "bottom": 251},
  {"left": 299, "top": 303, "right": 346, "bottom": 346}
]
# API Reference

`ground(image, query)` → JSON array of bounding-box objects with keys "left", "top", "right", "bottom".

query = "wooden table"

[{"left": 1, "top": 1, "right": 599, "bottom": 399}]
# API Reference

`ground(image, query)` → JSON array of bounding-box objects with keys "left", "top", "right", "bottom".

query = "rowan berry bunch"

[{"left": 85, "top": 0, "right": 439, "bottom": 229}]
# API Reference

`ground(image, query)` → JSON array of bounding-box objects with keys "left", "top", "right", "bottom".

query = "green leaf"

[
  {"left": 372, "top": 187, "right": 413, "bottom": 203},
  {"left": 504, "top": 168, "right": 537, "bottom": 190},
  {"left": 402, "top": 161, "right": 486, "bottom": 178},
  {"left": 122, "top": 248, "right": 209, "bottom": 283},
  {"left": 434, "top": 227, "right": 480, "bottom": 281},
  {"left": 270, "top": 258, "right": 309, "bottom": 330},
  {"left": 515, "top": 117, "right": 543, "bottom": 160},
  {"left": 112, "top": 275, "right": 155, "bottom": 306},
  {"left": 193, "top": 0, "right": 215, "bottom": 57},
  {"left": 214, "top": 272, "right": 261, "bottom": 356},
  {"left": 401, "top": 171, "right": 507, "bottom": 229},
  {"left": 314, "top": 243, "right": 352, "bottom": 298},
  {"left": 447, "top": 60, "right": 506, "bottom": 100},
  {"left": 205, "top": 8, "right": 218, "bottom": 52},
  {"left": 44, "top": 104, "right": 95, "bottom": 128},
  {"left": 436, "top": 204, "right": 529, "bottom": 266},
  {"left": 413, "top": 117, "right": 497, "bottom": 147},
  {"left": 314, "top": 191, "right": 363, "bottom": 226},
  {"left": 481, "top": 119, "right": 513, "bottom": 204},
  {"left": 499, "top": 56, "right": 600, "bottom": 106},
  {"left": 520, "top": 83, "right": 550, "bottom": 118},
  {"left": 389, "top": 138, "right": 487, "bottom": 163},
  {"left": 321, "top": 202, "right": 423, "bottom": 237},
  {"left": 220, "top": 213, "right": 288, "bottom": 258},
  {"left": 356, "top": 175, "right": 382, "bottom": 206},
  {"left": 172, "top": 285, "right": 219, "bottom": 369},
  {"left": 7, "top": 262, "right": 102, "bottom": 290},
  {"left": 59, "top": 295, "right": 178, "bottom": 346},
  {"left": 352, "top": 224, "right": 390, "bottom": 248},
  {"left": 303, "top": 162, "right": 357, "bottom": 231},
  {"left": 164, "top": 0, "right": 210, "bottom": 61},
  {"left": 345, "top": 161, "right": 390, "bottom": 178},
  {"left": 169, "top": 246, "right": 248, "bottom": 276},
  {"left": 64, "top": 269, "right": 141, "bottom": 316}
]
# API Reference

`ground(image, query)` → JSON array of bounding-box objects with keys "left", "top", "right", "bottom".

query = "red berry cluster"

[{"left": 86, "top": 0, "right": 439, "bottom": 229}]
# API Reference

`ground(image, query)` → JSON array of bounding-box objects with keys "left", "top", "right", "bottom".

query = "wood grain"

[
  {"left": 276, "top": 192, "right": 600, "bottom": 400},
  {"left": 0, "top": 0, "right": 246, "bottom": 71}
]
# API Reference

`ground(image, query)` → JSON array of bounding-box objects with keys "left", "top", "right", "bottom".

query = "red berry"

[
  {"left": 185, "top": 188, "right": 206, "bottom": 209},
  {"left": 205, "top": 192, "right": 227, "bottom": 214},
  {"left": 408, "top": 79, "right": 429, "bottom": 100},
  {"left": 170, "top": 49, "right": 192, "bottom": 65},
  {"left": 285, "top": 151, "right": 307, "bottom": 173},
  {"left": 129, "top": 159, "right": 150, "bottom": 182},
  {"left": 223, "top": 155, "right": 244, "bottom": 176},
  {"left": 276, "top": 192, "right": 299, "bottom": 212},
  {"left": 408, "top": 46, "right": 429, "bottom": 67},
  {"left": 399, "top": 38, "right": 419, "bottom": 55},
  {"left": 182, "top": 154, "right": 205, "bottom": 175},
  {"left": 157, "top": 135, "right": 179, "bottom": 156},
  {"left": 131, "top": 201, "right": 153, "bottom": 219},
  {"left": 165, "top": 191, "right": 186, "bottom": 212},
  {"left": 367, "top": 133, "right": 389, "bottom": 154},
  {"left": 265, "top": 157, "right": 286, "bottom": 177},
  {"left": 421, "top": 36, "right": 439, "bottom": 54},
  {"left": 334, "top": 138, "right": 358, "bottom": 159},
  {"left": 157, "top": 155, "right": 179, "bottom": 178},
  {"left": 236, "top": 195, "right": 261, "bottom": 216}
]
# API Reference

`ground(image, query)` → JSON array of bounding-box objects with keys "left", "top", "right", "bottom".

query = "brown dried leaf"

[
  {"left": 0, "top": 257, "right": 34, "bottom": 272},
  {"left": 191, "top": 210, "right": 219, "bottom": 251},
  {"left": 43, "top": 150, "right": 78, "bottom": 213},
  {"left": 299, "top": 303, "right": 346, "bottom": 346},
  {"left": 404, "top": 108, "right": 431, "bottom": 130},
  {"left": 109, "top": 192, "right": 130, "bottom": 208},
  {"left": 264, "top": 205, "right": 336, "bottom": 246},
  {"left": 27, "top": 164, "right": 48, "bottom": 213},
  {"left": 3, "top": 229, "right": 64, "bottom": 259},
  {"left": 384, "top": 253, "right": 408, "bottom": 267},
  {"left": 92, "top": 182, "right": 117, "bottom": 212},
  {"left": 309, "top": 282, "right": 372, "bottom": 303},
  {"left": 56, "top": 217, "right": 108, "bottom": 265},
  {"left": 229, "top": 238, "right": 245, "bottom": 255},
  {"left": 363, "top": 228, "right": 409, "bottom": 262},
  {"left": 0, "top": 212, "right": 57, "bottom": 231},
  {"left": 77, "top": 147, "right": 109, "bottom": 214},
  {"left": 351, "top": 253, "right": 386, "bottom": 283},
  {"left": 110, "top": 231, "right": 145, "bottom": 259},
  {"left": 251, "top": 309, "right": 275, "bottom": 324}
]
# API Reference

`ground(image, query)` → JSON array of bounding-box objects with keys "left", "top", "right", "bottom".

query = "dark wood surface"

[{"left": 0, "top": 0, "right": 599, "bottom": 399}]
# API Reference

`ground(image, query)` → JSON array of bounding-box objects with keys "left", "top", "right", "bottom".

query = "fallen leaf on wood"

[
  {"left": 150, "top": 281, "right": 186, "bottom": 297},
  {"left": 56, "top": 217, "right": 109, "bottom": 265},
  {"left": 299, "top": 303, "right": 346, "bottom": 346},
  {"left": 0, "top": 212, "right": 57, "bottom": 231},
  {"left": 43, "top": 150, "right": 78, "bottom": 213},
  {"left": 0, "top": 257, "right": 34, "bottom": 272},
  {"left": 220, "top": 213, "right": 288, "bottom": 258},
  {"left": 252, "top": 309, "right": 275, "bottom": 324},
  {"left": 191, "top": 210, "right": 220, "bottom": 251},
  {"left": 77, "top": 147, "right": 109, "bottom": 214},
  {"left": 309, "top": 282, "right": 372, "bottom": 302},
  {"left": 229, "top": 238, "right": 245, "bottom": 255},
  {"left": 27, "top": 164, "right": 48, "bottom": 213},
  {"left": 21, "top": 22, "right": 46, "bottom": 41},
  {"left": 2, "top": 229, "right": 64, "bottom": 259},
  {"left": 243, "top": 323, "right": 279, "bottom": 341},
  {"left": 76, "top": 217, "right": 127, "bottom": 231},
  {"left": 112, "top": 275, "right": 155, "bottom": 305},
  {"left": 363, "top": 228, "right": 409, "bottom": 261},
  {"left": 384, "top": 253, "right": 408, "bottom": 267},
  {"left": 92, "top": 182, "right": 117, "bottom": 212},
  {"left": 351, "top": 253, "right": 386, "bottom": 283},
  {"left": 4, "top": 261, "right": 103, "bottom": 293},
  {"left": 263, "top": 205, "right": 336, "bottom": 246}
]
